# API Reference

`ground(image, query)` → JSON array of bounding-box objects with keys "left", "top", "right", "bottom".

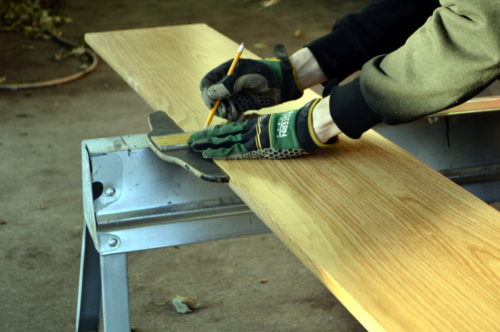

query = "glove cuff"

[
  {"left": 273, "top": 44, "right": 304, "bottom": 102},
  {"left": 296, "top": 99, "right": 338, "bottom": 152}
]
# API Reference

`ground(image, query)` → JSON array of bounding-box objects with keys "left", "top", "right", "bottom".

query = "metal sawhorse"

[
  {"left": 75, "top": 109, "right": 500, "bottom": 331},
  {"left": 75, "top": 134, "right": 270, "bottom": 332}
]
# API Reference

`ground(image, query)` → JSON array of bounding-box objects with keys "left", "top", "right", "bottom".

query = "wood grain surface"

[
  {"left": 85, "top": 24, "right": 500, "bottom": 332},
  {"left": 435, "top": 95, "right": 500, "bottom": 116}
]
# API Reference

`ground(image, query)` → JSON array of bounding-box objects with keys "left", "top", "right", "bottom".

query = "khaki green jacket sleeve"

[{"left": 329, "top": 0, "right": 499, "bottom": 138}]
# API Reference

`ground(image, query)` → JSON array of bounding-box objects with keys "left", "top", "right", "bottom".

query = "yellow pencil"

[{"left": 204, "top": 42, "right": 245, "bottom": 127}]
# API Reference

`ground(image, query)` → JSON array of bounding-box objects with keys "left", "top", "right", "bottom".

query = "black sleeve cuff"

[
  {"left": 329, "top": 77, "right": 381, "bottom": 139},
  {"left": 307, "top": 28, "right": 364, "bottom": 82}
]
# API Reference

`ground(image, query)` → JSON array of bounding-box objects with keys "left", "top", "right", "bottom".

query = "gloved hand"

[
  {"left": 189, "top": 99, "right": 336, "bottom": 160},
  {"left": 200, "top": 45, "right": 303, "bottom": 121}
]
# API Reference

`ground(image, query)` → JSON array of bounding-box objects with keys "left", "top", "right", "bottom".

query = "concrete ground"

[
  {"left": 3, "top": 1, "right": 498, "bottom": 331},
  {"left": 0, "top": 0, "right": 371, "bottom": 331}
]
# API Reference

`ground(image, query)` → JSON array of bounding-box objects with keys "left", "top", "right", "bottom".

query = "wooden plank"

[
  {"left": 435, "top": 95, "right": 500, "bottom": 117},
  {"left": 85, "top": 24, "right": 500, "bottom": 332}
]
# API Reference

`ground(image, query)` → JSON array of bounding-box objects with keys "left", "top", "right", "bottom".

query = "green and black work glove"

[
  {"left": 200, "top": 45, "right": 303, "bottom": 121},
  {"left": 189, "top": 99, "right": 336, "bottom": 160}
]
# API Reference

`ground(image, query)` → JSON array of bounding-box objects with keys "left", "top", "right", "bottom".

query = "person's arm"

[
  {"left": 288, "top": 49, "right": 340, "bottom": 143},
  {"left": 307, "top": 0, "right": 439, "bottom": 83},
  {"left": 289, "top": 0, "right": 441, "bottom": 142},
  {"left": 328, "top": 0, "right": 499, "bottom": 139}
]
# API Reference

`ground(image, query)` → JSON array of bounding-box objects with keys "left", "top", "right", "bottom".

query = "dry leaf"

[{"left": 172, "top": 296, "right": 202, "bottom": 314}]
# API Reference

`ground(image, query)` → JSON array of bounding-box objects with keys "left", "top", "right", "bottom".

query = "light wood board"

[
  {"left": 85, "top": 24, "right": 500, "bottom": 332},
  {"left": 435, "top": 95, "right": 500, "bottom": 117}
]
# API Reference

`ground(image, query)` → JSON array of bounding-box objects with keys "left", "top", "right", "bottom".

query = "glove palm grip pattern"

[
  {"left": 200, "top": 45, "right": 303, "bottom": 121},
  {"left": 189, "top": 100, "right": 324, "bottom": 160}
]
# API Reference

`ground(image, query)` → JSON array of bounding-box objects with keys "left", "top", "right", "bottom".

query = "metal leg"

[
  {"left": 100, "top": 253, "right": 131, "bottom": 332},
  {"left": 76, "top": 225, "right": 102, "bottom": 332}
]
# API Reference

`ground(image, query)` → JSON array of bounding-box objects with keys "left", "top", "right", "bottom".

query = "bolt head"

[
  {"left": 108, "top": 238, "right": 118, "bottom": 247},
  {"left": 105, "top": 187, "right": 116, "bottom": 196}
]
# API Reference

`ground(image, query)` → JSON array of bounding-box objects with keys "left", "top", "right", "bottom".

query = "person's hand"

[
  {"left": 188, "top": 99, "right": 337, "bottom": 160},
  {"left": 200, "top": 45, "right": 303, "bottom": 121}
]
